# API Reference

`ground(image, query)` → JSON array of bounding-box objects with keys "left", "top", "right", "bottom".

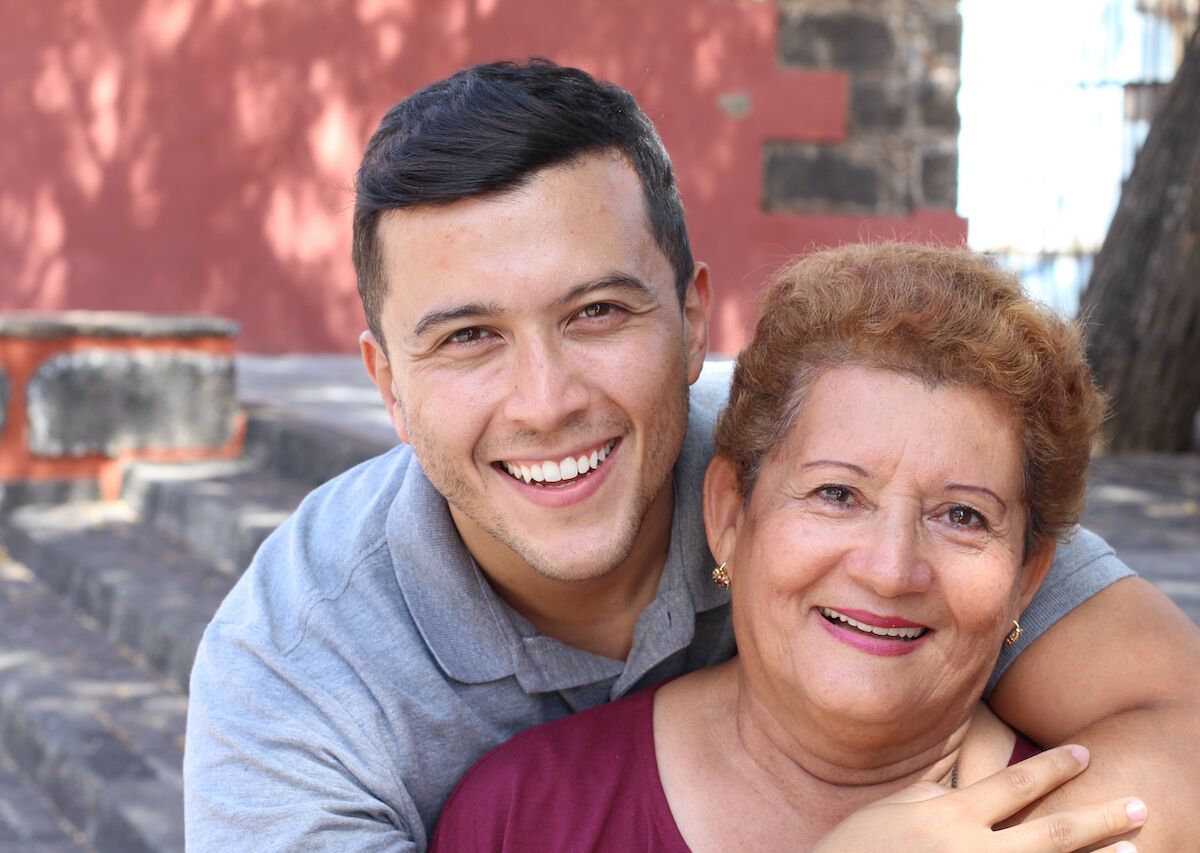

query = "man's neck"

[{"left": 462, "top": 482, "right": 676, "bottom": 661}]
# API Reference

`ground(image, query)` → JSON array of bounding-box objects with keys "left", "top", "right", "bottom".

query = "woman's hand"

[{"left": 813, "top": 745, "right": 1146, "bottom": 852}]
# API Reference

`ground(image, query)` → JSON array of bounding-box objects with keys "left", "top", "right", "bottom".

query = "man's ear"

[
  {"left": 359, "top": 330, "right": 410, "bottom": 444},
  {"left": 703, "top": 454, "right": 744, "bottom": 566},
  {"left": 1016, "top": 539, "right": 1057, "bottom": 615},
  {"left": 683, "top": 262, "right": 714, "bottom": 385}
]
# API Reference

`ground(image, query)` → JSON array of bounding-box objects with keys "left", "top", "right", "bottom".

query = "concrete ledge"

[
  {"left": 0, "top": 368, "right": 9, "bottom": 434},
  {"left": 0, "top": 312, "right": 237, "bottom": 340},
  {"left": 0, "top": 311, "right": 241, "bottom": 509},
  {"left": 27, "top": 350, "right": 236, "bottom": 457}
]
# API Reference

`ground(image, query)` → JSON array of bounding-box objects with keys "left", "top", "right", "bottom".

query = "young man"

[{"left": 185, "top": 60, "right": 1200, "bottom": 850}]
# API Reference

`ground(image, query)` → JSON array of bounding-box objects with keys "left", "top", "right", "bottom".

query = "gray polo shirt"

[{"left": 183, "top": 379, "right": 1131, "bottom": 852}]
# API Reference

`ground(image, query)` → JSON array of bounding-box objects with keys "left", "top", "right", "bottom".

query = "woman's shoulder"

[{"left": 431, "top": 680, "right": 684, "bottom": 852}]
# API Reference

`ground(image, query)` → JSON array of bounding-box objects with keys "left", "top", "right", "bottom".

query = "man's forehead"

[
  {"left": 373, "top": 156, "right": 669, "bottom": 323},
  {"left": 376, "top": 153, "right": 649, "bottom": 239}
]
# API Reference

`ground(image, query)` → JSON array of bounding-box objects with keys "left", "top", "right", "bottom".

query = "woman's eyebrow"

[
  {"left": 800, "top": 460, "right": 870, "bottom": 477},
  {"left": 945, "top": 483, "right": 1009, "bottom": 511}
]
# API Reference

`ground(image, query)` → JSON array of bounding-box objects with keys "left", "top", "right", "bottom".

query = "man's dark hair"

[{"left": 352, "top": 58, "right": 694, "bottom": 350}]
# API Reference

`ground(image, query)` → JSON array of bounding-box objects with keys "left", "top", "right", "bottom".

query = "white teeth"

[
  {"left": 820, "top": 607, "right": 926, "bottom": 640},
  {"left": 502, "top": 440, "right": 616, "bottom": 486}
]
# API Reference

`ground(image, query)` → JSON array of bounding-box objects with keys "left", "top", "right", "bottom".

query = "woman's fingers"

[
  {"left": 814, "top": 745, "right": 1145, "bottom": 853},
  {"left": 1092, "top": 842, "right": 1139, "bottom": 853},
  {"left": 993, "top": 797, "right": 1146, "bottom": 853},
  {"left": 956, "top": 744, "right": 1091, "bottom": 824}
]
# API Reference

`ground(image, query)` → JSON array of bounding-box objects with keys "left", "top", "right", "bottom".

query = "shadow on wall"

[{"left": 2, "top": 0, "right": 927, "bottom": 353}]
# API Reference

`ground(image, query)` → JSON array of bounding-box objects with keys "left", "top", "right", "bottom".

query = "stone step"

[
  {"left": 0, "top": 549, "right": 186, "bottom": 852},
  {"left": 120, "top": 458, "right": 312, "bottom": 576},
  {"left": 242, "top": 406, "right": 392, "bottom": 488},
  {"left": 2, "top": 503, "right": 234, "bottom": 692},
  {"left": 0, "top": 749, "right": 89, "bottom": 851}
]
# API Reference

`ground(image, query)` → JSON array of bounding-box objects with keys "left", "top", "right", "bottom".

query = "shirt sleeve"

[
  {"left": 184, "top": 619, "right": 424, "bottom": 852},
  {"left": 985, "top": 526, "right": 1136, "bottom": 695}
]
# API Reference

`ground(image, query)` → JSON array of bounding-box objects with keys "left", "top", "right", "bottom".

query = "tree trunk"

[{"left": 1080, "top": 23, "right": 1200, "bottom": 452}]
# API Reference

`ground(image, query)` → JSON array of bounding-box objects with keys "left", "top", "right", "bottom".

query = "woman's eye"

[
  {"left": 946, "top": 505, "right": 987, "bottom": 529},
  {"left": 816, "top": 485, "right": 854, "bottom": 505},
  {"left": 446, "top": 327, "right": 491, "bottom": 345}
]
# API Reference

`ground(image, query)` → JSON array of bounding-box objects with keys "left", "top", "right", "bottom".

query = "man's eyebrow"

[
  {"left": 411, "top": 301, "right": 503, "bottom": 339},
  {"left": 555, "top": 274, "right": 656, "bottom": 307}
]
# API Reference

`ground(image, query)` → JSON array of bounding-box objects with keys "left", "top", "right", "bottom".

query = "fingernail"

[
  {"left": 1125, "top": 798, "right": 1148, "bottom": 824},
  {"left": 1067, "top": 744, "right": 1089, "bottom": 766},
  {"left": 1115, "top": 841, "right": 1137, "bottom": 853}
]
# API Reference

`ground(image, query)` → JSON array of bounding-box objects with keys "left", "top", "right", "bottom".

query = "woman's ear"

[
  {"left": 1016, "top": 540, "right": 1057, "bottom": 614},
  {"left": 703, "top": 455, "right": 744, "bottom": 564}
]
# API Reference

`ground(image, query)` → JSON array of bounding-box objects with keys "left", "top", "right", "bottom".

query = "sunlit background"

[{"left": 959, "top": 0, "right": 1196, "bottom": 312}]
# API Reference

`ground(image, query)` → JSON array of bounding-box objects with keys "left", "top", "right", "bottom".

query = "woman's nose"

[{"left": 847, "top": 511, "right": 934, "bottom": 598}]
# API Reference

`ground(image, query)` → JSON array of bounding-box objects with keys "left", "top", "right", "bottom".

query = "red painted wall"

[{"left": 1, "top": 1, "right": 965, "bottom": 354}]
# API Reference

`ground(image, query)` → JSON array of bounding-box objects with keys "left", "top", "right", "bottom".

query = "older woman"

[{"left": 430, "top": 243, "right": 1147, "bottom": 851}]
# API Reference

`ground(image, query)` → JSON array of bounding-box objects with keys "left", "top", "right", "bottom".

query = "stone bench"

[{"left": 0, "top": 312, "right": 242, "bottom": 513}]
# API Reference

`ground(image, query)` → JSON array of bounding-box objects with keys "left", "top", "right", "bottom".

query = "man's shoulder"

[
  {"left": 690, "top": 360, "right": 733, "bottom": 422},
  {"left": 676, "top": 360, "right": 733, "bottom": 490},
  {"left": 206, "top": 444, "right": 420, "bottom": 652}
]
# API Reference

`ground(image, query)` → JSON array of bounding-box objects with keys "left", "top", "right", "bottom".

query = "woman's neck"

[
  {"left": 733, "top": 667, "right": 970, "bottom": 786},
  {"left": 655, "top": 661, "right": 1010, "bottom": 851}
]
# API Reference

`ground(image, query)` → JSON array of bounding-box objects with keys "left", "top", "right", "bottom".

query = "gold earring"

[
  {"left": 1004, "top": 619, "right": 1023, "bottom": 647},
  {"left": 711, "top": 562, "right": 730, "bottom": 588}
]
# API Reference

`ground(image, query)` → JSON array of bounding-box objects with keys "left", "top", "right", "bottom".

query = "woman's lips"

[{"left": 817, "top": 607, "right": 930, "bottom": 656}]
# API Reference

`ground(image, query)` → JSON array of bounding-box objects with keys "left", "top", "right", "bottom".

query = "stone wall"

[
  {"left": 769, "top": 0, "right": 962, "bottom": 215},
  {"left": 3, "top": 1, "right": 964, "bottom": 355}
]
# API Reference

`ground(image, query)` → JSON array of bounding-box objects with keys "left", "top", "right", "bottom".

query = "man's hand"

[
  {"left": 990, "top": 577, "right": 1200, "bottom": 849},
  {"left": 814, "top": 745, "right": 1146, "bottom": 853}
]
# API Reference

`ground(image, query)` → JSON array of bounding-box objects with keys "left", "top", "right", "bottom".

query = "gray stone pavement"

[
  {"left": 0, "top": 751, "right": 88, "bottom": 851},
  {"left": 236, "top": 355, "right": 1200, "bottom": 625},
  {"left": 1083, "top": 453, "right": 1200, "bottom": 624}
]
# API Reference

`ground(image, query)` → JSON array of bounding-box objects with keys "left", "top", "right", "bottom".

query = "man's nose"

[
  {"left": 847, "top": 510, "right": 934, "bottom": 599},
  {"left": 501, "top": 339, "right": 590, "bottom": 432}
]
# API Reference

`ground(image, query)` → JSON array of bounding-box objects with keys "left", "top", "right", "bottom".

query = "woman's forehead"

[{"left": 772, "top": 366, "right": 1023, "bottom": 492}]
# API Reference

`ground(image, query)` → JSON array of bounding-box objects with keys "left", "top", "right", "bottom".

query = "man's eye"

[
  {"left": 579, "top": 303, "right": 612, "bottom": 319},
  {"left": 446, "top": 327, "right": 491, "bottom": 345},
  {"left": 816, "top": 485, "right": 854, "bottom": 505},
  {"left": 946, "top": 505, "right": 987, "bottom": 529}
]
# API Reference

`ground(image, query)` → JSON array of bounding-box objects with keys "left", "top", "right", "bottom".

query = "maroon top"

[{"left": 431, "top": 681, "right": 1041, "bottom": 852}]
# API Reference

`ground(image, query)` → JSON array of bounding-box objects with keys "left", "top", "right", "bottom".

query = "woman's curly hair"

[{"left": 714, "top": 242, "right": 1106, "bottom": 558}]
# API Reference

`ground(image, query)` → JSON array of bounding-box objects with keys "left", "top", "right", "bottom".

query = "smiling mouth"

[
  {"left": 500, "top": 439, "right": 618, "bottom": 486},
  {"left": 819, "top": 607, "right": 928, "bottom": 641}
]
